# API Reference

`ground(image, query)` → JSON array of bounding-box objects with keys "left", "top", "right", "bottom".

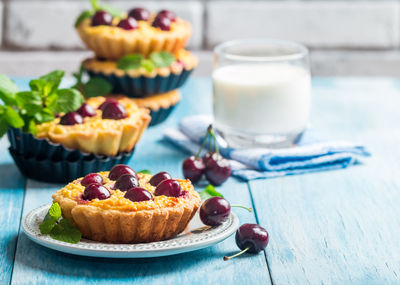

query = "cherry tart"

[
  {"left": 52, "top": 166, "right": 202, "bottom": 243},
  {"left": 35, "top": 96, "right": 151, "bottom": 156},
  {"left": 76, "top": 9, "right": 192, "bottom": 60}
]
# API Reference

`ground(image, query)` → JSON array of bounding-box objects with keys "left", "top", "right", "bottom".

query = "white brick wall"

[
  {"left": 4, "top": 1, "right": 203, "bottom": 50},
  {"left": 207, "top": 1, "right": 400, "bottom": 49}
]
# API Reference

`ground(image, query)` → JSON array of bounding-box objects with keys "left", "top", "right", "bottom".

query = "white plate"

[{"left": 22, "top": 204, "right": 239, "bottom": 258}]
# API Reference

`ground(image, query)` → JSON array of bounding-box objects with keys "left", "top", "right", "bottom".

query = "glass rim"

[{"left": 214, "top": 38, "right": 309, "bottom": 62}]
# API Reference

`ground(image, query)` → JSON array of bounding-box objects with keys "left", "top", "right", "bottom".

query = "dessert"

[{"left": 52, "top": 165, "right": 202, "bottom": 243}]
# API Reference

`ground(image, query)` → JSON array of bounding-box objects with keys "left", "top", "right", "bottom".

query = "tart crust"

[
  {"left": 52, "top": 172, "right": 202, "bottom": 243},
  {"left": 35, "top": 96, "right": 151, "bottom": 156},
  {"left": 76, "top": 18, "right": 192, "bottom": 60},
  {"left": 131, "top": 90, "right": 181, "bottom": 111}
]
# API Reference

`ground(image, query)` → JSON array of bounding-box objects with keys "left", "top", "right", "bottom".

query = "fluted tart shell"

[{"left": 52, "top": 172, "right": 202, "bottom": 243}]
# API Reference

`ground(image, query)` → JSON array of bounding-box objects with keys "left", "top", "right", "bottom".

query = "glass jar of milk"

[{"left": 213, "top": 39, "right": 311, "bottom": 148}]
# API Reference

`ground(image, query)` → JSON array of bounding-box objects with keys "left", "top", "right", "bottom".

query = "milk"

[{"left": 212, "top": 63, "right": 311, "bottom": 136}]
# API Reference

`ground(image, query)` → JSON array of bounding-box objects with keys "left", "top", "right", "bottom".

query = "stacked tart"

[
  {"left": 9, "top": 96, "right": 150, "bottom": 183},
  {"left": 52, "top": 165, "right": 202, "bottom": 243},
  {"left": 75, "top": 6, "right": 198, "bottom": 126}
]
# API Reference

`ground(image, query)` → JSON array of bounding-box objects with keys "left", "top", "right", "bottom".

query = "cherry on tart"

[
  {"left": 117, "top": 17, "right": 139, "bottom": 30},
  {"left": 98, "top": 98, "right": 118, "bottom": 111},
  {"left": 157, "top": 10, "right": 177, "bottom": 22},
  {"left": 200, "top": 197, "right": 231, "bottom": 226},
  {"left": 128, "top": 8, "right": 150, "bottom": 21},
  {"left": 152, "top": 15, "right": 171, "bottom": 31},
  {"left": 154, "top": 179, "right": 182, "bottom": 197},
  {"left": 60, "top": 112, "right": 83, "bottom": 126},
  {"left": 109, "top": 164, "right": 137, "bottom": 181},
  {"left": 149, "top": 171, "right": 172, "bottom": 187},
  {"left": 101, "top": 101, "right": 128, "bottom": 120},
  {"left": 91, "top": 10, "right": 113, "bottom": 26},
  {"left": 77, "top": 103, "right": 96, "bottom": 118},
  {"left": 115, "top": 174, "right": 139, "bottom": 191},
  {"left": 80, "top": 173, "right": 103, "bottom": 187},
  {"left": 182, "top": 156, "right": 205, "bottom": 183},
  {"left": 82, "top": 184, "right": 110, "bottom": 200},
  {"left": 204, "top": 152, "right": 231, "bottom": 186},
  {"left": 224, "top": 224, "right": 269, "bottom": 261},
  {"left": 124, "top": 187, "right": 153, "bottom": 202}
]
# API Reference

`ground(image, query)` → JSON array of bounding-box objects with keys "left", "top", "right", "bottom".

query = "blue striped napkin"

[{"left": 163, "top": 115, "right": 370, "bottom": 181}]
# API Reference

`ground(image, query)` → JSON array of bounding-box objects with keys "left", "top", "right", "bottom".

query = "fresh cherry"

[
  {"left": 204, "top": 152, "right": 231, "bottom": 186},
  {"left": 157, "top": 10, "right": 177, "bottom": 22},
  {"left": 149, "top": 171, "right": 172, "bottom": 187},
  {"left": 102, "top": 101, "right": 127, "bottom": 120},
  {"left": 152, "top": 15, "right": 171, "bottom": 31},
  {"left": 91, "top": 10, "right": 113, "bottom": 26},
  {"left": 117, "top": 17, "right": 138, "bottom": 30},
  {"left": 77, "top": 103, "right": 96, "bottom": 118},
  {"left": 115, "top": 174, "right": 139, "bottom": 191},
  {"left": 200, "top": 197, "right": 231, "bottom": 226},
  {"left": 60, "top": 112, "right": 83, "bottom": 126},
  {"left": 80, "top": 173, "right": 103, "bottom": 187},
  {"left": 109, "top": 164, "right": 137, "bottom": 181},
  {"left": 124, "top": 187, "right": 153, "bottom": 202},
  {"left": 224, "top": 224, "right": 269, "bottom": 261},
  {"left": 82, "top": 184, "right": 110, "bottom": 200},
  {"left": 99, "top": 98, "right": 118, "bottom": 111},
  {"left": 182, "top": 156, "right": 205, "bottom": 183},
  {"left": 154, "top": 179, "right": 182, "bottom": 197},
  {"left": 128, "top": 8, "right": 150, "bottom": 21}
]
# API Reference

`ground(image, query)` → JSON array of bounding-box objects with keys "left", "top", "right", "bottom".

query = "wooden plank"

[
  {"left": 250, "top": 78, "right": 400, "bottom": 284},
  {"left": 0, "top": 137, "right": 25, "bottom": 285},
  {"left": 10, "top": 79, "right": 271, "bottom": 285}
]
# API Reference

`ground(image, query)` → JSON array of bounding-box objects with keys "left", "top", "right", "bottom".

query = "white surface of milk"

[{"left": 213, "top": 63, "right": 311, "bottom": 135}]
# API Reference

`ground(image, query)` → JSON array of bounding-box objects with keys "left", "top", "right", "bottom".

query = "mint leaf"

[
  {"left": 0, "top": 74, "right": 18, "bottom": 105},
  {"left": 138, "top": 169, "right": 152, "bottom": 175},
  {"left": 40, "top": 70, "right": 64, "bottom": 90},
  {"left": 141, "top": 59, "right": 155, "bottom": 73},
  {"left": 50, "top": 219, "right": 82, "bottom": 244},
  {"left": 24, "top": 118, "right": 37, "bottom": 135},
  {"left": 75, "top": 10, "right": 94, "bottom": 27},
  {"left": 48, "top": 202, "right": 62, "bottom": 220},
  {"left": 54, "top": 88, "right": 84, "bottom": 113},
  {"left": 84, "top": 77, "right": 112, "bottom": 98},
  {"left": 0, "top": 114, "right": 8, "bottom": 137},
  {"left": 15, "top": 91, "right": 43, "bottom": 115},
  {"left": 34, "top": 108, "right": 55, "bottom": 123},
  {"left": 117, "top": 54, "right": 143, "bottom": 71},
  {"left": 198, "top": 184, "right": 224, "bottom": 201},
  {"left": 39, "top": 203, "right": 61, "bottom": 234},
  {"left": 98, "top": 4, "right": 124, "bottom": 18},
  {"left": 150, "top": 52, "right": 176, "bottom": 68},
  {"left": 4, "top": 106, "right": 24, "bottom": 128},
  {"left": 90, "top": 0, "right": 99, "bottom": 10}
]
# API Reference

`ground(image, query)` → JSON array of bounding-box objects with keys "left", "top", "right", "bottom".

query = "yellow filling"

[{"left": 60, "top": 172, "right": 197, "bottom": 212}]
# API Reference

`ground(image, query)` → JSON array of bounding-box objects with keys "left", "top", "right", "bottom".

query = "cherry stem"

[
  {"left": 231, "top": 205, "right": 253, "bottom": 212},
  {"left": 223, "top": 246, "right": 251, "bottom": 261},
  {"left": 208, "top": 125, "right": 220, "bottom": 155},
  {"left": 195, "top": 128, "right": 211, "bottom": 158}
]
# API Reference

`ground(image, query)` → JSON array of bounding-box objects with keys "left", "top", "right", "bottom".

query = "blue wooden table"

[{"left": 1, "top": 77, "right": 400, "bottom": 285}]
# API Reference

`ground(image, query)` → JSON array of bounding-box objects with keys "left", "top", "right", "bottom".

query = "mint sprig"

[
  {"left": 0, "top": 70, "right": 84, "bottom": 137},
  {"left": 138, "top": 169, "right": 152, "bottom": 175},
  {"left": 198, "top": 184, "right": 224, "bottom": 201},
  {"left": 75, "top": 0, "right": 123, "bottom": 28},
  {"left": 39, "top": 202, "right": 82, "bottom": 244},
  {"left": 72, "top": 65, "right": 112, "bottom": 98},
  {"left": 117, "top": 52, "right": 177, "bottom": 72}
]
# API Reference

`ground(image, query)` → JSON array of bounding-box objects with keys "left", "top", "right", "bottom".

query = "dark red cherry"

[
  {"left": 77, "top": 103, "right": 96, "bottom": 118},
  {"left": 80, "top": 173, "right": 103, "bottom": 187},
  {"left": 152, "top": 15, "right": 171, "bottom": 31},
  {"left": 115, "top": 174, "right": 139, "bottom": 191},
  {"left": 124, "top": 187, "right": 153, "bottom": 202},
  {"left": 149, "top": 171, "right": 172, "bottom": 187},
  {"left": 128, "top": 8, "right": 150, "bottom": 21},
  {"left": 102, "top": 101, "right": 127, "bottom": 120},
  {"left": 82, "top": 184, "right": 110, "bottom": 200},
  {"left": 235, "top": 224, "right": 269, "bottom": 253},
  {"left": 157, "top": 10, "right": 177, "bottom": 22},
  {"left": 182, "top": 156, "right": 205, "bottom": 183},
  {"left": 109, "top": 164, "right": 137, "bottom": 181},
  {"left": 154, "top": 179, "right": 182, "bottom": 197},
  {"left": 117, "top": 17, "right": 138, "bottom": 30},
  {"left": 60, "top": 112, "right": 83, "bottom": 126},
  {"left": 204, "top": 152, "right": 231, "bottom": 186},
  {"left": 99, "top": 98, "right": 118, "bottom": 111},
  {"left": 91, "top": 10, "right": 113, "bottom": 27},
  {"left": 199, "top": 197, "right": 230, "bottom": 226}
]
